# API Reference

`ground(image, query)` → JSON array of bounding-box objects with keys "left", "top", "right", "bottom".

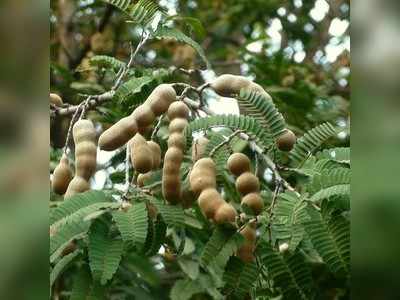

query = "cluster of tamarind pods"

[{"left": 51, "top": 74, "right": 297, "bottom": 262}]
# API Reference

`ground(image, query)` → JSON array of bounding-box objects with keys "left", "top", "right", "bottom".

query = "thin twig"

[
  {"left": 209, "top": 130, "right": 243, "bottom": 157},
  {"left": 151, "top": 115, "right": 164, "bottom": 141},
  {"left": 267, "top": 183, "right": 282, "bottom": 242}
]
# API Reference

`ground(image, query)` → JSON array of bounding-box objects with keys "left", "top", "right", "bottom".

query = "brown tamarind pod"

[
  {"left": 98, "top": 116, "right": 138, "bottom": 151},
  {"left": 130, "top": 133, "right": 153, "bottom": 174},
  {"left": 237, "top": 223, "right": 257, "bottom": 262},
  {"left": 162, "top": 148, "right": 183, "bottom": 204},
  {"left": 211, "top": 74, "right": 272, "bottom": 100},
  {"left": 52, "top": 154, "right": 73, "bottom": 195},
  {"left": 167, "top": 132, "right": 186, "bottom": 149},
  {"left": 64, "top": 176, "right": 91, "bottom": 199},
  {"left": 167, "top": 101, "right": 190, "bottom": 120},
  {"left": 181, "top": 188, "right": 196, "bottom": 209},
  {"left": 146, "top": 84, "right": 177, "bottom": 115},
  {"left": 276, "top": 129, "right": 297, "bottom": 152},
  {"left": 169, "top": 118, "right": 188, "bottom": 133},
  {"left": 137, "top": 172, "right": 151, "bottom": 187},
  {"left": 191, "top": 136, "right": 209, "bottom": 162},
  {"left": 198, "top": 188, "right": 224, "bottom": 218},
  {"left": 236, "top": 172, "right": 260, "bottom": 195},
  {"left": 50, "top": 93, "right": 63, "bottom": 107},
  {"left": 214, "top": 202, "right": 237, "bottom": 224},
  {"left": 132, "top": 104, "right": 156, "bottom": 128},
  {"left": 241, "top": 193, "right": 263, "bottom": 215},
  {"left": 147, "top": 141, "right": 161, "bottom": 169},
  {"left": 189, "top": 158, "right": 217, "bottom": 194},
  {"left": 73, "top": 120, "right": 97, "bottom": 179},
  {"left": 227, "top": 152, "right": 251, "bottom": 176}
]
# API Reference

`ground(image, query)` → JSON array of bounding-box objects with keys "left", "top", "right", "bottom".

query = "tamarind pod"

[
  {"left": 132, "top": 104, "right": 156, "bottom": 128},
  {"left": 52, "top": 154, "right": 73, "bottom": 195},
  {"left": 147, "top": 141, "right": 161, "bottom": 169},
  {"left": 198, "top": 188, "right": 224, "bottom": 219},
  {"left": 191, "top": 136, "right": 209, "bottom": 162},
  {"left": 214, "top": 202, "right": 237, "bottom": 224},
  {"left": 167, "top": 101, "right": 190, "bottom": 120},
  {"left": 64, "top": 176, "right": 91, "bottom": 199},
  {"left": 276, "top": 129, "right": 297, "bottom": 152},
  {"left": 167, "top": 132, "right": 186, "bottom": 149},
  {"left": 241, "top": 193, "right": 263, "bottom": 215},
  {"left": 189, "top": 167, "right": 216, "bottom": 195},
  {"left": 131, "top": 133, "right": 153, "bottom": 174},
  {"left": 236, "top": 172, "right": 260, "bottom": 195},
  {"left": 146, "top": 84, "right": 177, "bottom": 115},
  {"left": 98, "top": 116, "right": 138, "bottom": 151},
  {"left": 50, "top": 93, "right": 63, "bottom": 106},
  {"left": 169, "top": 118, "right": 188, "bottom": 133},
  {"left": 137, "top": 124, "right": 154, "bottom": 135},
  {"left": 181, "top": 188, "right": 196, "bottom": 209},
  {"left": 75, "top": 141, "right": 97, "bottom": 179},
  {"left": 162, "top": 148, "right": 183, "bottom": 203},
  {"left": 237, "top": 224, "right": 257, "bottom": 262},
  {"left": 227, "top": 153, "right": 251, "bottom": 176},
  {"left": 137, "top": 172, "right": 152, "bottom": 187},
  {"left": 72, "top": 119, "right": 97, "bottom": 144},
  {"left": 211, "top": 74, "right": 272, "bottom": 100}
]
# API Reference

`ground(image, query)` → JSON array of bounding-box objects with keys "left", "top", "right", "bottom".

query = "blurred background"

[{"left": 0, "top": 0, "right": 399, "bottom": 298}]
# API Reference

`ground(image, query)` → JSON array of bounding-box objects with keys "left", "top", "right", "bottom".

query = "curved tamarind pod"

[
  {"left": 167, "top": 101, "right": 190, "bottom": 120},
  {"left": 227, "top": 152, "right": 251, "bottom": 176},
  {"left": 130, "top": 133, "right": 153, "bottom": 174},
  {"left": 147, "top": 141, "right": 162, "bottom": 169},
  {"left": 189, "top": 158, "right": 217, "bottom": 194},
  {"left": 276, "top": 129, "right": 297, "bottom": 152},
  {"left": 52, "top": 154, "right": 73, "bottom": 195},
  {"left": 50, "top": 93, "right": 63, "bottom": 106},
  {"left": 98, "top": 116, "right": 138, "bottom": 151},
  {"left": 236, "top": 172, "right": 260, "bottom": 195},
  {"left": 214, "top": 202, "right": 237, "bottom": 224},
  {"left": 162, "top": 148, "right": 183, "bottom": 204},
  {"left": 64, "top": 176, "right": 91, "bottom": 199},
  {"left": 146, "top": 84, "right": 177, "bottom": 115},
  {"left": 210, "top": 74, "right": 272, "bottom": 100},
  {"left": 73, "top": 120, "right": 97, "bottom": 179},
  {"left": 137, "top": 172, "right": 152, "bottom": 187},
  {"left": 237, "top": 223, "right": 257, "bottom": 262},
  {"left": 191, "top": 136, "right": 209, "bottom": 162},
  {"left": 132, "top": 104, "right": 156, "bottom": 128}
]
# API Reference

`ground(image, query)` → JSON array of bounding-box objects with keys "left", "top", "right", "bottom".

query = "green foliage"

[
  {"left": 316, "top": 147, "right": 350, "bottom": 164},
  {"left": 304, "top": 203, "right": 350, "bottom": 278},
  {"left": 90, "top": 55, "right": 126, "bottom": 71},
  {"left": 238, "top": 89, "right": 286, "bottom": 138},
  {"left": 290, "top": 122, "right": 337, "bottom": 167},
  {"left": 185, "top": 114, "right": 273, "bottom": 151},
  {"left": 223, "top": 257, "right": 259, "bottom": 299},
  {"left": 112, "top": 202, "right": 149, "bottom": 250},
  {"left": 88, "top": 219, "right": 124, "bottom": 285},
  {"left": 154, "top": 25, "right": 210, "bottom": 69},
  {"left": 50, "top": 249, "right": 81, "bottom": 290},
  {"left": 257, "top": 241, "right": 314, "bottom": 300},
  {"left": 70, "top": 266, "right": 106, "bottom": 300},
  {"left": 114, "top": 75, "right": 154, "bottom": 102}
]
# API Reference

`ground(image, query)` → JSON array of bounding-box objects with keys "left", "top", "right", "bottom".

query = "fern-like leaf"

[
  {"left": 238, "top": 89, "right": 286, "bottom": 138},
  {"left": 154, "top": 25, "right": 210, "bottom": 68},
  {"left": 289, "top": 122, "right": 337, "bottom": 167},
  {"left": 309, "top": 184, "right": 350, "bottom": 203},
  {"left": 130, "top": 0, "right": 162, "bottom": 25},
  {"left": 50, "top": 249, "right": 81, "bottom": 290},
  {"left": 149, "top": 198, "right": 185, "bottom": 227},
  {"left": 114, "top": 75, "right": 154, "bottom": 102},
  {"left": 185, "top": 114, "right": 273, "bottom": 151},
  {"left": 101, "top": 0, "right": 132, "bottom": 13},
  {"left": 112, "top": 202, "right": 149, "bottom": 250},
  {"left": 304, "top": 205, "right": 350, "bottom": 277},
  {"left": 203, "top": 132, "right": 231, "bottom": 181},
  {"left": 70, "top": 266, "right": 106, "bottom": 300},
  {"left": 316, "top": 147, "right": 350, "bottom": 164},
  {"left": 223, "top": 257, "right": 259, "bottom": 299},
  {"left": 88, "top": 220, "right": 123, "bottom": 285},
  {"left": 146, "top": 216, "right": 167, "bottom": 256},
  {"left": 89, "top": 55, "right": 125, "bottom": 71},
  {"left": 307, "top": 167, "right": 350, "bottom": 195},
  {"left": 257, "top": 242, "right": 314, "bottom": 300},
  {"left": 170, "top": 278, "right": 205, "bottom": 300},
  {"left": 50, "top": 190, "right": 112, "bottom": 225},
  {"left": 273, "top": 192, "right": 310, "bottom": 251}
]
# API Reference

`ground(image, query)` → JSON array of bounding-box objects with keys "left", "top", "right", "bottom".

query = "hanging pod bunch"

[
  {"left": 275, "top": 129, "right": 297, "bottom": 151},
  {"left": 227, "top": 153, "right": 263, "bottom": 215},
  {"left": 162, "top": 102, "right": 190, "bottom": 204},
  {"left": 137, "top": 140, "right": 162, "bottom": 187},
  {"left": 237, "top": 222, "right": 257, "bottom": 262},
  {"left": 210, "top": 74, "right": 272, "bottom": 100},
  {"left": 190, "top": 158, "right": 237, "bottom": 224},
  {"left": 191, "top": 136, "right": 209, "bottom": 162},
  {"left": 65, "top": 119, "right": 97, "bottom": 199},
  {"left": 98, "top": 84, "right": 176, "bottom": 151},
  {"left": 52, "top": 153, "right": 73, "bottom": 195}
]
